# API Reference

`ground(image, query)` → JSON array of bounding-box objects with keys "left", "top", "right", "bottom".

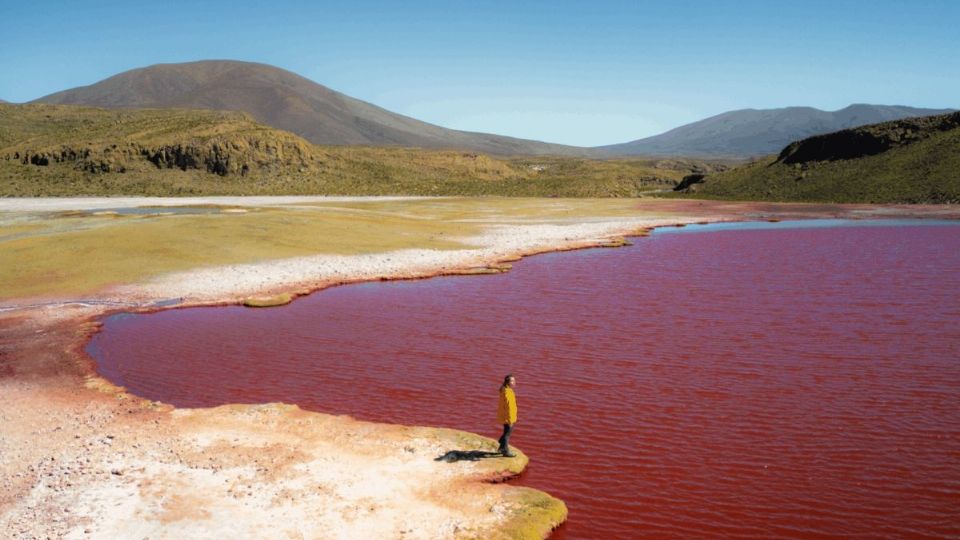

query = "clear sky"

[{"left": 2, "top": 0, "right": 958, "bottom": 146}]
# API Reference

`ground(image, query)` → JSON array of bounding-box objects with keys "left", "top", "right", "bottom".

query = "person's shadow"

[{"left": 434, "top": 449, "right": 507, "bottom": 462}]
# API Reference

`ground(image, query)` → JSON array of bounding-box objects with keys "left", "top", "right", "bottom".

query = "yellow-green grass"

[
  {"left": 291, "top": 197, "right": 671, "bottom": 222},
  {"left": 0, "top": 198, "right": 649, "bottom": 300},
  {"left": 0, "top": 221, "right": 49, "bottom": 240},
  {"left": 0, "top": 206, "right": 472, "bottom": 300}
]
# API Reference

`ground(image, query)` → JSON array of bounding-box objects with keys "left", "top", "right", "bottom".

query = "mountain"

[
  {"left": 33, "top": 60, "right": 582, "bottom": 156},
  {"left": 596, "top": 104, "right": 955, "bottom": 158},
  {"left": 673, "top": 111, "right": 960, "bottom": 203},
  {"left": 30, "top": 60, "right": 954, "bottom": 160}
]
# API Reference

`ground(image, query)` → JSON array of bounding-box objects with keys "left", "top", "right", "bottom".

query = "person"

[{"left": 496, "top": 374, "right": 518, "bottom": 457}]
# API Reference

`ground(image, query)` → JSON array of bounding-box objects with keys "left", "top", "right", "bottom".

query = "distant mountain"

[
  {"left": 675, "top": 111, "right": 960, "bottom": 203},
  {"left": 34, "top": 60, "right": 582, "bottom": 156},
  {"left": 596, "top": 105, "right": 955, "bottom": 158},
  {"left": 29, "top": 62, "right": 955, "bottom": 159}
]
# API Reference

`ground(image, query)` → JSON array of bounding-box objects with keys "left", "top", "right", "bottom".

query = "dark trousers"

[{"left": 497, "top": 423, "right": 514, "bottom": 453}]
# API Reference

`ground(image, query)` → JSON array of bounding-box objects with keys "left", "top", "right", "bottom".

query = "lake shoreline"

[{"left": 2, "top": 197, "right": 958, "bottom": 539}]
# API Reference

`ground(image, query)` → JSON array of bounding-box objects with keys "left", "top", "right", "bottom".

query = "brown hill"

[{"left": 34, "top": 60, "right": 583, "bottom": 156}]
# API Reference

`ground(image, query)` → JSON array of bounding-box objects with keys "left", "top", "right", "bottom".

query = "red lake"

[{"left": 88, "top": 220, "right": 960, "bottom": 539}]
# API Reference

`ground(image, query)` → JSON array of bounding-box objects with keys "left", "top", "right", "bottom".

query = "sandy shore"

[{"left": 2, "top": 197, "right": 957, "bottom": 539}]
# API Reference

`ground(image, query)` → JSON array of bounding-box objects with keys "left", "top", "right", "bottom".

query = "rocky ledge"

[{"left": 777, "top": 110, "right": 960, "bottom": 164}]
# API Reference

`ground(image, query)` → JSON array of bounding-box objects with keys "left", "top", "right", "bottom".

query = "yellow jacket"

[{"left": 497, "top": 386, "right": 517, "bottom": 424}]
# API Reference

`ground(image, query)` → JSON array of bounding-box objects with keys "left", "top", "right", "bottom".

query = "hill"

[
  {"left": 595, "top": 104, "right": 954, "bottom": 158},
  {"left": 0, "top": 103, "right": 716, "bottom": 197},
  {"left": 672, "top": 111, "right": 960, "bottom": 203},
  {"left": 33, "top": 60, "right": 583, "bottom": 156}
]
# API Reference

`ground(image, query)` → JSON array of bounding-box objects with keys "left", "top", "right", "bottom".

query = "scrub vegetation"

[
  {"left": 0, "top": 104, "right": 717, "bottom": 197},
  {"left": 671, "top": 111, "right": 960, "bottom": 203}
]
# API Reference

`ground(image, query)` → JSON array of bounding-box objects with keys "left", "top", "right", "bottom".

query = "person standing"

[{"left": 497, "top": 374, "right": 518, "bottom": 457}]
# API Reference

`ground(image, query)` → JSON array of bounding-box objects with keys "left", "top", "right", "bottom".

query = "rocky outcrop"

[
  {"left": 7, "top": 137, "right": 315, "bottom": 177},
  {"left": 1, "top": 105, "right": 319, "bottom": 179},
  {"left": 777, "top": 111, "right": 960, "bottom": 164},
  {"left": 12, "top": 146, "right": 128, "bottom": 173},
  {"left": 673, "top": 173, "right": 706, "bottom": 191}
]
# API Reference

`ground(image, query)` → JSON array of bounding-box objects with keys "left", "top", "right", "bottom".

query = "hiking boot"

[{"left": 501, "top": 451, "right": 516, "bottom": 458}]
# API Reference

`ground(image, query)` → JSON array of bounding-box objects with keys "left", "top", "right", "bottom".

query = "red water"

[{"left": 89, "top": 221, "right": 960, "bottom": 539}]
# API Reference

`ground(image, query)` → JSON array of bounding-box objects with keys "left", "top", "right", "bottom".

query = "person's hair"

[{"left": 502, "top": 374, "right": 514, "bottom": 387}]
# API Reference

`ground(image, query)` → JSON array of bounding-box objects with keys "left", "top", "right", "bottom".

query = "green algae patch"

[
  {"left": 495, "top": 488, "right": 569, "bottom": 540},
  {"left": 242, "top": 293, "right": 293, "bottom": 307}
]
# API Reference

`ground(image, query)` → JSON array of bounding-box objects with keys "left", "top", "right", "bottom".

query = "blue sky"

[{"left": 2, "top": 0, "right": 958, "bottom": 146}]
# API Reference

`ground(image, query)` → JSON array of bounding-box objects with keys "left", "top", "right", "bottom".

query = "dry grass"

[
  {"left": 0, "top": 104, "right": 720, "bottom": 198},
  {"left": 0, "top": 206, "right": 472, "bottom": 299}
]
